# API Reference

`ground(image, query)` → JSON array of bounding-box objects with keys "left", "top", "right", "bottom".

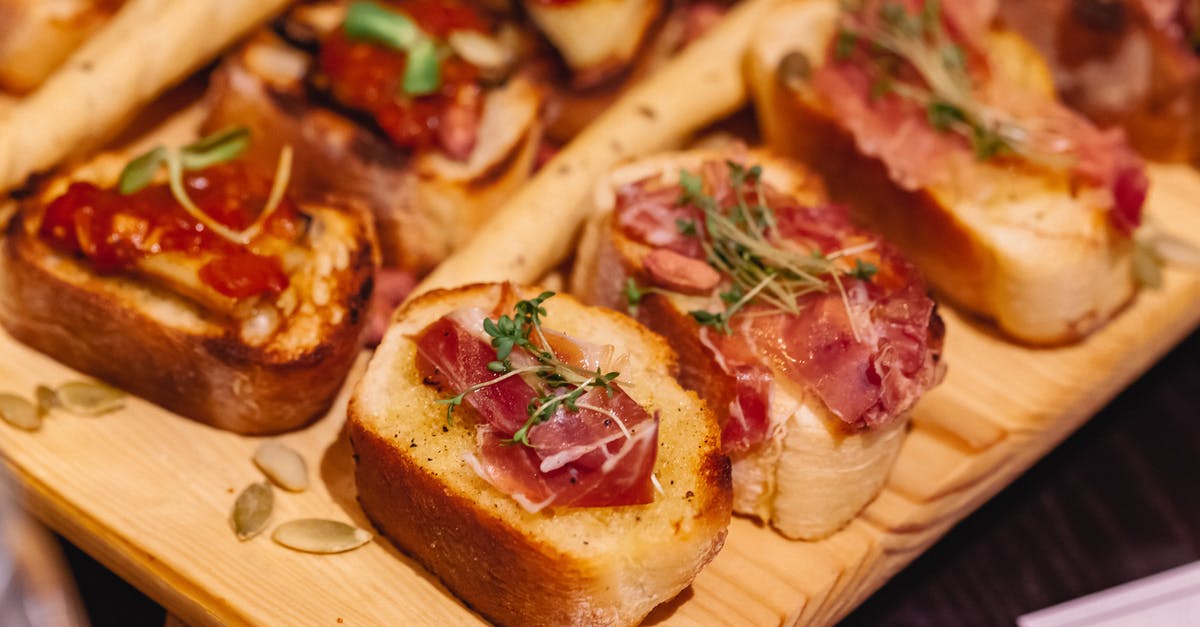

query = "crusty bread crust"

[
  {"left": 203, "top": 32, "right": 542, "bottom": 273},
  {"left": 746, "top": 0, "right": 1136, "bottom": 345},
  {"left": 349, "top": 283, "right": 731, "bottom": 626},
  {"left": 571, "top": 150, "right": 915, "bottom": 539},
  {"left": 0, "top": 156, "right": 374, "bottom": 434}
]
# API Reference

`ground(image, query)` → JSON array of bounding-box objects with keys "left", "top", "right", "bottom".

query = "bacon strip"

[{"left": 414, "top": 310, "right": 658, "bottom": 511}]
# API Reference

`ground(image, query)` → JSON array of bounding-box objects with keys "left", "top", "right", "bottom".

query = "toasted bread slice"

[
  {"left": 746, "top": 0, "right": 1137, "bottom": 345},
  {"left": 571, "top": 151, "right": 941, "bottom": 539},
  {"left": 203, "top": 31, "right": 542, "bottom": 273},
  {"left": 0, "top": 153, "right": 374, "bottom": 434},
  {"left": 0, "top": 0, "right": 125, "bottom": 94},
  {"left": 348, "top": 283, "right": 731, "bottom": 625}
]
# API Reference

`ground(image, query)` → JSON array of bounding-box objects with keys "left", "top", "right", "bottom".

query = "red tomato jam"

[
  {"left": 319, "top": 0, "right": 487, "bottom": 156},
  {"left": 39, "top": 162, "right": 299, "bottom": 299}
]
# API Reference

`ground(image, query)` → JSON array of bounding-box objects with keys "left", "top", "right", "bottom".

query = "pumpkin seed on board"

[
  {"left": 253, "top": 440, "right": 309, "bottom": 492},
  {"left": 230, "top": 482, "right": 274, "bottom": 541},
  {"left": 35, "top": 385, "right": 57, "bottom": 417},
  {"left": 0, "top": 394, "right": 40, "bottom": 431},
  {"left": 55, "top": 381, "right": 125, "bottom": 416},
  {"left": 272, "top": 519, "right": 372, "bottom": 554}
]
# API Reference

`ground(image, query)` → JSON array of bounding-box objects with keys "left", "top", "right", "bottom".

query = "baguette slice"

[
  {"left": 348, "top": 283, "right": 731, "bottom": 626},
  {"left": 571, "top": 150, "right": 943, "bottom": 539},
  {"left": 0, "top": 153, "right": 375, "bottom": 434},
  {"left": 203, "top": 30, "right": 542, "bottom": 274},
  {"left": 746, "top": 0, "right": 1138, "bottom": 345}
]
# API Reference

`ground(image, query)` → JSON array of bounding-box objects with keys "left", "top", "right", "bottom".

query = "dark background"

[{"left": 58, "top": 329, "right": 1200, "bottom": 626}]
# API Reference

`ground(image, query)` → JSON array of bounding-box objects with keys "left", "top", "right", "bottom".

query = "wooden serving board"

[{"left": 0, "top": 163, "right": 1195, "bottom": 626}]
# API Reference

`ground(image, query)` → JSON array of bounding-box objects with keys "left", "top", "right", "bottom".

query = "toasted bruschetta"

[
  {"left": 572, "top": 150, "right": 945, "bottom": 539},
  {"left": 746, "top": 0, "right": 1149, "bottom": 344},
  {"left": 349, "top": 282, "right": 731, "bottom": 625},
  {"left": 0, "top": 130, "right": 374, "bottom": 434},
  {"left": 203, "top": 1, "right": 543, "bottom": 274}
]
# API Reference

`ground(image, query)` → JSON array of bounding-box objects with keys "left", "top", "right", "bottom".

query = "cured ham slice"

[{"left": 414, "top": 305, "right": 658, "bottom": 512}]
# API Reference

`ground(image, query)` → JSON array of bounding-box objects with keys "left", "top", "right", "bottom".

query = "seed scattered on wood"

[
  {"left": 35, "top": 385, "right": 57, "bottom": 417},
  {"left": 272, "top": 519, "right": 371, "bottom": 554},
  {"left": 253, "top": 440, "right": 309, "bottom": 492},
  {"left": 55, "top": 381, "right": 125, "bottom": 416},
  {"left": 231, "top": 482, "right": 274, "bottom": 541},
  {"left": 0, "top": 394, "right": 40, "bottom": 431}
]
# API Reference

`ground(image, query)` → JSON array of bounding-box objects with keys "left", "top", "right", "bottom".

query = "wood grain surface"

[
  {"left": 845, "top": 328, "right": 1200, "bottom": 626},
  {"left": 0, "top": 164, "right": 1196, "bottom": 626}
]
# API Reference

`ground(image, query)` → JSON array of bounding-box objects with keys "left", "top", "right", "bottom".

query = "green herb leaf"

[
  {"left": 117, "top": 146, "right": 168, "bottom": 195},
  {"left": 344, "top": 1, "right": 424, "bottom": 50},
  {"left": 848, "top": 258, "right": 878, "bottom": 281},
  {"left": 403, "top": 38, "right": 441, "bottom": 96},
  {"left": 676, "top": 219, "right": 698, "bottom": 236},
  {"left": 179, "top": 126, "right": 251, "bottom": 171},
  {"left": 835, "top": 29, "right": 859, "bottom": 60},
  {"left": 926, "top": 100, "right": 966, "bottom": 131},
  {"left": 970, "top": 125, "right": 1010, "bottom": 160},
  {"left": 689, "top": 309, "right": 728, "bottom": 333},
  {"left": 623, "top": 279, "right": 645, "bottom": 315},
  {"left": 678, "top": 169, "right": 705, "bottom": 206}
]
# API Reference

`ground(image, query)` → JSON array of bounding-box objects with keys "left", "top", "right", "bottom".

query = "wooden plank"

[{"left": 0, "top": 165, "right": 1196, "bottom": 625}]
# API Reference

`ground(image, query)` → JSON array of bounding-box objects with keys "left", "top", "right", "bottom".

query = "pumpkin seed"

[
  {"left": 0, "top": 394, "right": 40, "bottom": 431},
  {"left": 230, "top": 482, "right": 274, "bottom": 541},
  {"left": 56, "top": 381, "right": 125, "bottom": 415},
  {"left": 272, "top": 519, "right": 372, "bottom": 554},
  {"left": 35, "top": 385, "right": 57, "bottom": 417},
  {"left": 253, "top": 440, "right": 309, "bottom": 492}
]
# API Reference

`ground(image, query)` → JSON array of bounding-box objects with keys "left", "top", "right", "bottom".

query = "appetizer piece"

[
  {"left": 572, "top": 151, "right": 945, "bottom": 539},
  {"left": 0, "top": 0, "right": 127, "bottom": 94},
  {"left": 349, "top": 283, "right": 731, "bottom": 625},
  {"left": 0, "top": 128, "right": 375, "bottom": 434},
  {"left": 998, "top": 0, "right": 1200, "bottom": 163},
  {"left": 204, "top": 0, "right": 542, "bottom": 275},
  {"left": 747, "top": 0, "right": 1150, "bottom": 344}
]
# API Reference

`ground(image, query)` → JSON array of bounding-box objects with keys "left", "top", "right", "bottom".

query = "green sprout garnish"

[
  {"left": 435, "top": 292, "right": 628, "bottom": 447},
  {"left": 672, "top": 162, "right": 874, "bottom": 338},
  {"left": 115, "top": 126, "right": 292, "bottom": 246}
]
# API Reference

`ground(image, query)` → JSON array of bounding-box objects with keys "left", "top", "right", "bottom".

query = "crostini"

[
  {"left": 203, "top": 0, "right": 543, "bottom": 275},
  {"left": 571, "top": 150, "right": 944, "bottom": 539},
  {"left": 348, "top": 283, "right": 731, "bottom": 625},
  {"left": 998, "top": 0, "right": 1200, "bottom": 163},
  {"left": 0, "top": 128, "right": 375, "bottom": 434},
  {"left": 747, "top": 0, "right": 1150, "bottom": 344}
]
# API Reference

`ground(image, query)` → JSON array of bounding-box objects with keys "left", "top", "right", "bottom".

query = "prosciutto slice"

[
  {"left": 616, "top": 167, "right": 944, "bottom": 452},
  {"left": 414, "top": 309, "right": 657, "bottom": 512}
]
